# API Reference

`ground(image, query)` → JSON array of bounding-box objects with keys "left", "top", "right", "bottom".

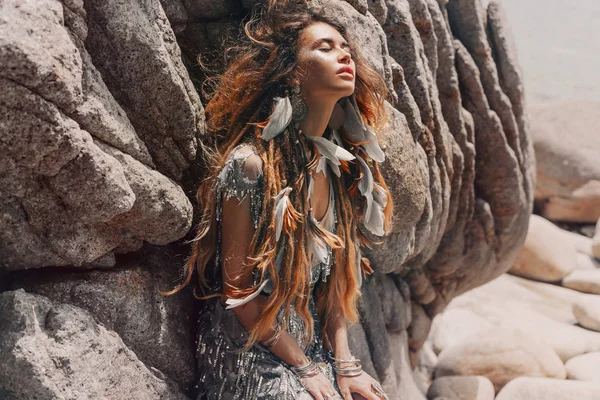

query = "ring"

[
  {"left": 371, "top": 382, "right": 389, "bottom": 400},
  {"left": 323, "top": 393, "right": 337, "bottom": 400}
]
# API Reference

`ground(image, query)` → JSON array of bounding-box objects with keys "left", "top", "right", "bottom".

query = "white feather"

[
  {"left": 308, "top": 215, "right": 329, "bottom": 265},
  {"left": 274, "top": 187, "right": 293, "bottom": 242},
  {"left": 225, "top": 278, "right": 271, "bottom": 309},
  {"left": 305, "top": 135, "right": 355, "bottom": 177},
  {"left": 340, "top": 96, "right": 386, "bottom": 163},
  {"left": 261, "top": 96, "right": 293, "bottom": 141},
  {"left": 356, "top": 155, "right": 386, "bottom": 236}
]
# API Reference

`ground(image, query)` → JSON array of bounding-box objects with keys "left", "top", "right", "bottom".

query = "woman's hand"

[
  {"left": 336, "top": 371, "right": 387, "bottom": 400},
  {"left": 300, "top": 370, "right": 342, "bottom": 400}
]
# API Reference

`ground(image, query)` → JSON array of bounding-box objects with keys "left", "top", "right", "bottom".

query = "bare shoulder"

[
  {"left": 229, "top": 143, "right": 263, "bottom": 182},
  {"left": 217, "top": 143, "right": 264, "bottom": 203}
]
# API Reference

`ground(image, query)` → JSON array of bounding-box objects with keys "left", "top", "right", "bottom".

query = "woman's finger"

[
  {"left": 356, "top": 384, "right": 384, "bottom": 400},
  {"left": 340, "top": 387, "right": 353, "bottom": 400}
]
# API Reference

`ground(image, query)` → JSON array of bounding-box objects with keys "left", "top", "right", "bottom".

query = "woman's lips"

[
  {"left": 337, "top": 67, "right": 354, "bottom": 77},
  {"left": 337, "top": 71, "right": 354, "bottom": 78}
]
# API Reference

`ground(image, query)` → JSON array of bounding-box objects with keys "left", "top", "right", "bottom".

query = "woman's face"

[{"left": 295, "top": 21, "right": 356, "bottom": 102}]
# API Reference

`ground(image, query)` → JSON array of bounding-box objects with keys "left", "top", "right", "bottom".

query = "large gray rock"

[
  {"left": 431, "top": 274, "right": 600, "bottom": 362},
  {"left": 495, "top": 377, "right": 600, "bottom": 400},
  {"left": 0, "top": 289, "right": 188, "bottom": 400},
  {"left": 434, "top": 327, "right": 566, "bottom": 392},
  {"left": 509, "top": 215, "right": 578, "bottom": 282},
  {"left": 530, "top": 100, "right": 600, "bottom": 223},
  {"left": 594, "top": 218, "right": 600, "bottom": 258},
  {"left": 427, "top": 375, "right": 495, "bottom": 400},
  {"left": 573, "top": 297, "right": 600, "bottom": 332},
  {"left": 563, "top": 269, "right": 600, "bottom": 294},
  {"left": 9, "top": 244, "right": 198, "bottom": 388},
  {"left": 0, "top": 0, "right": 194, "bottom": 271},
  {"left": 565, "top": 352, "right": 600, "bottom": 382}
]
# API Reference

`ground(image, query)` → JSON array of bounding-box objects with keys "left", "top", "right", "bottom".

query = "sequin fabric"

[{"left": 195, "top": 143, "right": 342, "bottom": 399}]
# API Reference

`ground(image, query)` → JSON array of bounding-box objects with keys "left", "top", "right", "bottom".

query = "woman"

[{"left": 162, "top": 1, "right": 394, "bottom": 399}]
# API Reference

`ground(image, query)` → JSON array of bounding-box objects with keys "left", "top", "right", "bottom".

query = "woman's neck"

[{"left": 297, "top": 97, "right": 336, "bottom": 138}]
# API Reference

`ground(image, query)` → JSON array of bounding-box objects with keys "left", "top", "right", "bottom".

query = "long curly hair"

[{"left": 161, "top": 0, "right": 394, "bottom": 352}]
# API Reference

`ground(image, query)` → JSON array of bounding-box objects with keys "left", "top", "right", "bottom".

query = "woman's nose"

[{"left": 339, "top": 51, "right": 352, "bottom": 63}]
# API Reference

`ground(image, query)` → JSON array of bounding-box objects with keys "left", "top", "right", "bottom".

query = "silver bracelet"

[
  {"left": 328, "top": 353, "right": 363, "bottom": 377},
  {"left": 290, "top": 359, "right": 320, "bottom": 378},
  {"left": 333, "top": 366, "right": 363, "bottom": 377}
]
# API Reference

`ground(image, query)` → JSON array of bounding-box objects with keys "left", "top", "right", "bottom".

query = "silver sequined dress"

[{"left": 195, "top": 143, "right": 342, "bottom": 400}]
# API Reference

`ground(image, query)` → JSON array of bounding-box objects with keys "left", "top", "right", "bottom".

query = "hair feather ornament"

[
  {"left": 261, "top": 96, "right": 293, "bottom": 141},
  {"left": 340, "top": 95, "right": 386, "bottom": 163},
  {"left": 356, "top": 154, "right": 387, "bottom": 236},
  {"left": 225, "top": 278, "right": 271, "bottom": 310},
  {"left": 304, "top": 135, "right": 356, "bottom": 177},
  {"left": 274, "top": 187, "right": 301, "bottom": 242}
]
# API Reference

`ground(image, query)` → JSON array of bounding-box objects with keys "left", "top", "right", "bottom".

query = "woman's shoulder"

[
  {"left": 217, "top": 142, "right": 264, "bottom": 202},
  {"left": 226, "top": 143, "right": 263, "bottom": 182}
]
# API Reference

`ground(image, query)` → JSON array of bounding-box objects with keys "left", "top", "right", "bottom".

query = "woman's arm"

[
  {"left": 221, "top": 167, "right": 309, "bottom": 367},
  {"left": 324, "top": 299, "right": 353, "bottom": 359}
]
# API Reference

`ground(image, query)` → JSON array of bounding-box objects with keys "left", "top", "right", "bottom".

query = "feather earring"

[{"left": 289, "top": 85, "right": 308, "bottom": 122}]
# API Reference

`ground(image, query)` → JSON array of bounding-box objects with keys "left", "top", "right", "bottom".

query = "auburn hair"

[{"left": 161, "top": 0, "right": 394, "bottom": 352}]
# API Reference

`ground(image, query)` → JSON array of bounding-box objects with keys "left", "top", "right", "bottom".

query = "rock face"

[
  {"left": 0, "top": 290, "right": 188, "bottom": 400},
  {"left": 0, "top": 0, "right": 534, "bottom": 398},
  {"left": 529, "top": 100, "right": 600, "bottom": 224},
  {"left": 0, "top": 0, "right": 196, "bottom": 271}
]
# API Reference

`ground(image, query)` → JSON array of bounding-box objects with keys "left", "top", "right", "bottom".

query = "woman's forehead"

[{"left": 299, "top": 22, "right": 346, "bottom": 46}]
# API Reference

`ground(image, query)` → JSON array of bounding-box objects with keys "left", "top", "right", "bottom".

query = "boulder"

[
  {"left": 565, "top": 352, "right": 600, "bottom": 382},
  {"left": 9, "top": 244, "right": 198, "bottom": 387},
  {"left": 495, "top": 377, "right": 600, "bottom": 400},
  {"left": 0, "top": 289, "right": 188, "bottom": 400},
  {"left": 573, "top": 297, "right": 600, "bottom": 332},
  {"left": 431, "top": 274, "right": 600, "bottom": 362},
  {"left": 562, "top": 269, "right": 600, "bottom": 294},
  {"left": 434, "top": 327, "right": 566, "bottom": 392},
  {"left": 530, "top": 100, "right": 600, "bottom": 223},
  {"left": 426, "top": 376, "right": 495, "bottom": 400},
  {"left": 594, "top": 218, "right": 600, "bottom": 259},
  {"left": 509, "top": 215, "right": 577, "bottom": 282}
]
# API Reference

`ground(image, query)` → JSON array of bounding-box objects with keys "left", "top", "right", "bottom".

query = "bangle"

[
  {"left": 290, "top": 359, "right": 320, "bottom": 378},
  {"left": 328, "top": 353, "right": 363, "bottom": 377}
]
